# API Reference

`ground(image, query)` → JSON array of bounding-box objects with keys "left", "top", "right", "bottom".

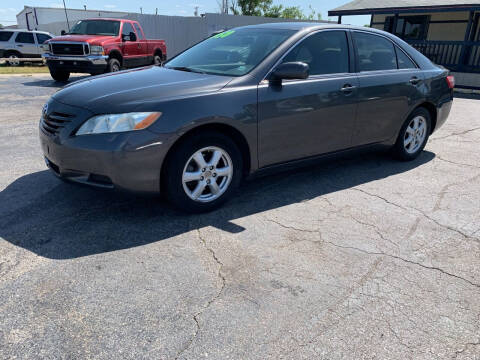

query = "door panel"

[
  {"left": 353, "top": 70, "right": 424, "bottom": 146},
  {"left": 258, "top": 75, "right": 359, "bottom": 167},
  {"left": 14, "top": 32, "right": 37, "bottom": 56}
]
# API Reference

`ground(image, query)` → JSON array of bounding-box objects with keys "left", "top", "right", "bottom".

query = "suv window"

[
  {"left": 283, "top": 31, "right": 349, "bottom": 75},
  {"left": 36, "top": 33, "right": 52, "bottom": 44},
  {"left": 396, "top": 47, "right": 416, "bottom": 69},
  {"left": 354, "top": 32, "right": 397, "bottom": 72},
  {"left": 0, "top": 31, "right": 14, "bottom": 41},
  {"left": 134, "top": 23, "right": 144, "bottom": 40},
  {"left": 15, "top": 32, "right": 35, "bottom": 44},
  {"left": 122, "top": 22, "right": 135, "bottom": 39}
]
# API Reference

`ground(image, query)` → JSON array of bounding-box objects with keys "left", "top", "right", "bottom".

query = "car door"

[
  {"left": 133, "top": 23, "right": 149, "bottom": 65},
  {"left": 14, "top": 32, "right": 37, "bottom": 57},
  {"left": 351, "top": 31, "right": 424, "bottom": 146},
  {"left": 35, "top": 33, "right": 52, "bottom": 55},
  {"left": 121, "top": 22, "right": 139, "bottom": 67},
  {"left": 258, "top": 30, "right": 359, "bottom": 167}
]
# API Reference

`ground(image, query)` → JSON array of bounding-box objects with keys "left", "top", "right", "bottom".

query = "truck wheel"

[
  {"left": 153, "top": 54, "right": 162, "bottom": 65},
  {"left": 107, "top": 58, "right": 121, "bottom": 72},
  {"left": 49, "top": 69, "right": 70, "bottom": 82},
  {"left": 6, "top": 52, "right": 21, "bottom": 66}
]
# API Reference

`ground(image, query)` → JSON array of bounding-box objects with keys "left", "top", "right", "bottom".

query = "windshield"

[
  {"left": 165, "top": 28, "right": 296, "bottom": 76},
  {"left": 69, "top": 20, "right": 120, "bottom": 36}
]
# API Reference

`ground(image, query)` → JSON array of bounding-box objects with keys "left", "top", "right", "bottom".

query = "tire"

[
  {"left": 164, "top": 131, "right": 243, "bottom": 213},
  {"left": 153, "top": 54, "right": 162, "bottom": 66},
  {"left": 107, "top": 58, "right": 121, "bottom": 73},
  {"left": 49, "top": 69, "right": 70, "bottom": 82},
  {"left": 6, "top": 51, "right": 21, "bottom": 66},
  {"left": 392, "top": 107, "right": 431, "bottom": 161}
]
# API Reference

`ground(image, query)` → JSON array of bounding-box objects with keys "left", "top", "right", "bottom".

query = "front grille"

[
  {"left": 51, "top": 43, "right": 86, "bottom": 56},
  {"left": 40, "top": 111, "right": 75, "bottom": 136}
]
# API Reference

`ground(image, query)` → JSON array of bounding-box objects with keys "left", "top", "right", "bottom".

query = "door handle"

[
  {"left": 409, "top": 77, "right": 421, "bottom": 85},
  {"left": 17, "top": 44, "right": 23, "bottom": 47},
  {"left": 137, "top": 44, "right": 141, "bottom": 49},
  {"left": 340, "top": 84, "right": 356, "bottom": 94}
]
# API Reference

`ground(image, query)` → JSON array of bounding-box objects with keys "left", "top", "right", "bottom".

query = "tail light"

[{"left": 446, "top": 75, "right": 455, "bottom": 89}]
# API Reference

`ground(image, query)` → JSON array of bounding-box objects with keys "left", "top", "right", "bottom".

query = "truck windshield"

[
  {"left": 165, "top": 28, "right": 296, "bottom": 76},
  {"left": 69, "top": 20, "right": 120, "bottom": 36}
]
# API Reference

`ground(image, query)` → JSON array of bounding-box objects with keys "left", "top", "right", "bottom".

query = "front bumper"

[
  {"left": 39, "top": 99, "right": 177, "bottom": 194},
  {"left": 43, "top": 53, "right": 108, "bottom": 73}
]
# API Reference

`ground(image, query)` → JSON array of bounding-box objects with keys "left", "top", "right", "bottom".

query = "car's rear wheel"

[
  {"left": 164, "top": 132, "right": 242, "bottom": 212},
  {"left": 392, "top": 107, "right": 431, "bottom": 161},
  {"left": 49, "top": 69, "right": 70, "bottom": 82},
  {"left": 153, "top": 54, "right": 162, "bottom": 66},
  {"left": 107, "top": 58, "right": 121, "bottom": 73}
]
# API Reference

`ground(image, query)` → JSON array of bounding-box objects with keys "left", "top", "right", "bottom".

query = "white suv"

[{"left": 0, "top": 29, "right": 53, "bottom": 65}]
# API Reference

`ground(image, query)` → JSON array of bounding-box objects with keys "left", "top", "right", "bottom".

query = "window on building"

[
  {"left": 15, "top": 32, "right": 35, "bottom": 44},
  {"left": 384, "top": 15, "right": 429, "bottom": 40},
  {"left": 354, "top": 32, "right": 397, "bottom": 71},
  {"left": 0, "top": 31, "right": 14, "bottom": 42},
  {"left": 36, "top": 33, "right": 51, "bottom": 44},
  {"left": 283, "top": 31, "right": 350, "bottom": 75}
]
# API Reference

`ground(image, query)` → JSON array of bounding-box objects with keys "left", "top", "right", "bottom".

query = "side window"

[
  {"left": 122, "top": 22, "right": 135, "bottom": 39},
  {"left": 354, "top": 32, "right": 397, "bottom": 71},
  {"left": 396, "top": 47, "right": 416, "bottom": 69},
  {"left": 0, "top": 31, "right": 14, "bottom": 41},
  {"left": 134, "top": 24, "right": 145, "bottom": 40},
  {"left": 15, "top": 32, "right": 35, "bottom": 44},
  {"left": 283, "top": 31, "right": 349, "bottom": 76},
  {"left": 36, "top": 33, "right": 52, "bottom": 44}
]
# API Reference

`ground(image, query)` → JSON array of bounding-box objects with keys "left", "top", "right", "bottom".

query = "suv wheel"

[
  {"left": 164, "top": 132, "right": 243, "bottom": 213},
  {"left": 6, "top": 52, "right": 21, "bottom": 66},
  {"left": 49, "top": 69, "right": 70, "bottom": 82},
  {"left": 108, "top": 58, "right": 121, "bottom": 72},
  {"left": 392, "top": 107, "right": 431, "bottom": 161}
]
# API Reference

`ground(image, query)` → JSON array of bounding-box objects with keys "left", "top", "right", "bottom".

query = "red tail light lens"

[{"left": 446, "top": 75, "right": 455, "bottom": 89}]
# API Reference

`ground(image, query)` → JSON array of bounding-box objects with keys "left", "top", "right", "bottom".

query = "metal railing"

[{"left": 408, "top": 40, "right": 480, "bottom": 72}]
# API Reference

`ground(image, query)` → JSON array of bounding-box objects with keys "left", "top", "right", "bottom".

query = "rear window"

[
  {"left": 354, "top": 32, "right": 397, "bottom": 71},
  {"left": 0, "top": 31, "right": 14, "bottom": 42}
]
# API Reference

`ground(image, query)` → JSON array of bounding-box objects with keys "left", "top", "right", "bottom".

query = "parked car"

[
  {"left": 0, "top": 29, "right": 53, "bottom": 66},
  {"left": 42, "top": 18, "right": 167, "bottom": 81},
  {"left": 39, "top": 23, "right": 454, "bottom": 212}
]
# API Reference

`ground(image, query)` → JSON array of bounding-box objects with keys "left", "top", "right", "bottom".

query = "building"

[
  {"left": 329, "top": 0, "right": 480, "bottom": 89},
  {"left": 17, "top": 6, "right": 128, "bottom": 31}
]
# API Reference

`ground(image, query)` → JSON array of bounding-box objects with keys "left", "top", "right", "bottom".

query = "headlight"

[
  {"left": 76, "top": 112, "right": 162, "bottom": 135},
  {"left": 90, "top": 45, "right": 104, "bottom": 55}
]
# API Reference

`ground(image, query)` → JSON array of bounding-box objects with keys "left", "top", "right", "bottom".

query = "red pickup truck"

[{"left": 43, "top": 18, "right": 167, "bottom": 81}]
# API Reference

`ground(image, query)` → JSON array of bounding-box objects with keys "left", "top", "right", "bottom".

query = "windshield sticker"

[{"left": 213, "top": 30, "right": 235, "bottom": 39}]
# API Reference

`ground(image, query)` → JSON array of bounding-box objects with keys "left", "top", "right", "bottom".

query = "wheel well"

[
  {"left": 108, "top": 50, "right": 123, "bottom": 66},
  {"left": 415, "top": 102, "right": 437, "bottom": 134},
  {"left": 161, "top": 123, "right": 252, "bottom": 190},
  {"left": 5, "top": 50, "right": 21, "bottom": 57},
  {"left": 154, "top": 49, "right": 163, "bottom": 57}
]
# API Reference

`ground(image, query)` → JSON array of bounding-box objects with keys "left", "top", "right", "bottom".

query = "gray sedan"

[{"left": 39, "top": 23, "right": 454, "bottom": 212}]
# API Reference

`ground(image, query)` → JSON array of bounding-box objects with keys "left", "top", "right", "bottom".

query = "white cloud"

[
  {"left": 104, "top": 4, "right": 117, "bottom": 9},
  {"left": 0, "top": 8, "right": 18, "bottom": 13}
]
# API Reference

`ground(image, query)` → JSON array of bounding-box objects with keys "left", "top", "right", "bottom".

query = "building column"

[
  {"left": 459, "top": 10, "right": 474, "bottom": 71},
  {"left": 338, "top": 16, "right": 342, "bottom": 24}
]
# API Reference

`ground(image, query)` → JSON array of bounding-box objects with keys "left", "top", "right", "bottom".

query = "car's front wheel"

[
  {"left": 164, "top": 132, "right": 243, "bottom": 212},
  {"left": 392, "top": 107, "right": 431, "bottom": 161}
]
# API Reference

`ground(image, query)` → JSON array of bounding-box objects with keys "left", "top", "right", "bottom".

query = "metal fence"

[{"left": 34, "top": 13, "right": 330, "bottom": 58}]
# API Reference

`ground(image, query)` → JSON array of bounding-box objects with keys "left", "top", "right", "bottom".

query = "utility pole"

[
  {"left": 62, "top": 0, "right": 70, "bottom": 31},
  {"left": 156, "top": 8, "right": 158, "bottom": 15},
  {"left": 194, "top": 6, "right": 199, "bottom": 16},
  {"left": 83, "top": 5, "right": 86, "bottom": 10},
  {"left": 140, "top": 7, "right": 143, "bottom": 14}
]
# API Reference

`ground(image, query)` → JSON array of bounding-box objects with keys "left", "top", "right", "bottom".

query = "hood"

[
  {"left": 48, "top": 35, "right": 115, "bottom": 44},
  {"left": 53, "top": 66, "right": 233, "bottom": 114}
]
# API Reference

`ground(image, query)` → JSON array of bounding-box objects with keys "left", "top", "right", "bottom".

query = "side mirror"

[
  {"left": 270, "top": 62, "right": 309, "bottom": 82},
  {"left": 129, "top": 32, "right": 137, "bottom": 42},
  {"left": 61, "top": 30, "right": 66, "bottom": 36},
  {"left": 122, "top": 34, "right": 130, "bottom": 41}
]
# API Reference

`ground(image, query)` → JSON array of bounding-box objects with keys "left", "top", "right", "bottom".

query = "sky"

[{"left": 0, "top": 1, "right": 370, "bottom": 26}]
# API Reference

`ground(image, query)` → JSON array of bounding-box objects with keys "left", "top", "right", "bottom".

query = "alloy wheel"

[
  {"left": 182, "top": 146, "right": 233, "bottom": 203},
  {"left": 404, "top": 115, "right": 427, "bottom": 154},
  {"left": 8, "top": 55, "right": 20, "bottom": 66}
]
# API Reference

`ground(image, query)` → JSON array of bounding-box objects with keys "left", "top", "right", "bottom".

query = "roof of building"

[{"left": 329, "top": 0, "right": 480, "bottom": 15}]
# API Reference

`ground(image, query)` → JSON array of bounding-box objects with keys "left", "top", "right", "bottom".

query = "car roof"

[
  {"left": 0, "top": 29, "right": 52, "bottom": 35},
  {"left": 238, "top": 22, "right": 381, "bottom": 32}
]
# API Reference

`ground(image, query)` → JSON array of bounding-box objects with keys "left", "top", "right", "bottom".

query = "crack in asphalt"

[
  {"left": 324, "top": 241, "right": 480, "bottom": 289},
  {"left": 430, "top": 126, "right": 480, "bottom": 141},
  {"left": 435, "top": 155, "right": 480, "bottom": 170},
  {"left": 452, "top": 340, "right": 480, "bottom": 359},
  {"left": 174, "top": 229, "right": 226, "bottom": 360}
]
